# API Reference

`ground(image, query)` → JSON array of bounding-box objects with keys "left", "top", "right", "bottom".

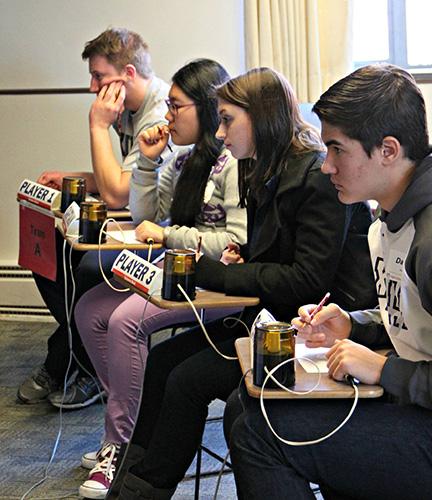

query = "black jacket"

[{"left": 196, "top": 151, "right": 377, "bottom": 323}]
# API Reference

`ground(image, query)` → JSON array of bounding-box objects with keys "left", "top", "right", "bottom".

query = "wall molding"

[{"left": 0, "top": 88, "right": 89, "bottom": 95}]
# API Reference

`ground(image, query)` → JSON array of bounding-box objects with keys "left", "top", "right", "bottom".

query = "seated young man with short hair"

[{"left": 18, "top": 28, "right": 171, "bottom": 409}]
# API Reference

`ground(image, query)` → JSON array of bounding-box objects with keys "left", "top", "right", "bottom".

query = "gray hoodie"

[
  {"left": 129, "top": 147, "right": 247, "bottom": 260},
  {"left": 350, "top": 154, "right": 432, "bottom": 409}
]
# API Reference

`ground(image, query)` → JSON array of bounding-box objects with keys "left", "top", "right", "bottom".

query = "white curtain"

[{"left": 244, "top": 0, "right": 353, "bottom": 102}]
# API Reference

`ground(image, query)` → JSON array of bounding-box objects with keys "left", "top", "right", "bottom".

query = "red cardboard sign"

[{"left": 18, "top": 203, "right": 57, "bottom": 281}]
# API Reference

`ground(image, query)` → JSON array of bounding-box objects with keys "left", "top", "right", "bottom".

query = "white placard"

[
  {"left": 62, "top": 202, "right": 80, "bottom": 236},
  {"left": 111, "top": 249, "right": 163, "bottom": 295},
  {"left": 17, "top": 179, "right": 61, "bottom": 210},
  {"left": 250, "top": 308, "right": 276, "bottom": 366}
]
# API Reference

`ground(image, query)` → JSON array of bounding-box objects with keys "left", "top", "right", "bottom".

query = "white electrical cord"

[
  {"left": 96, "top": 217, "right": 155, "bottom": 292},
  {"left": 263, "top": 359, "right": 321, "bottom": 396},
  {"left": 67, "top": 239, "right": 107, "bottom": 400},
  {"left": 222, "top": 315, "right": 250, "bottom": 337},
  {"left": 176, "top": 283, "right": 238, "bottom": 361},
  {"left": 212, "top": 449, "right": 231, "bottom": 500},
  {"left": 260, "top": 358, "right": 359, "bottom": 446},
  {"left": 172, "top": 288, "right": 250, "bottom": 497},
  {"left": 97, "top": 217, "right": 130, "bottom": 292},
  {"left": 147, "top": 240, "right": 153, "bottom": 263},
  {"left": 178, "top": 280, "right": 356, "bottom": 447},
  {"left": 20, "top": 239, "right": 79, "bottom": 500},
  {"left": 20, "top": 218, "right": 157, "bottom": 498}
]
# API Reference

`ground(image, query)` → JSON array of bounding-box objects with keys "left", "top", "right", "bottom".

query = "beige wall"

[
  {"left": 3, "top": 1, "right": 432, "bottom": 266},
  {"left": 0, "top": 0, "right": 245, "bottom": 264}
]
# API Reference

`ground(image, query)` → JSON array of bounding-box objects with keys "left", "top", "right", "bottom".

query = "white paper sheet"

[
  {"left": 107, "top": 230, "right": 142, "bottom": 245},
  {"left": 296, "top": 343, "right": 329, "bottom": 373}
]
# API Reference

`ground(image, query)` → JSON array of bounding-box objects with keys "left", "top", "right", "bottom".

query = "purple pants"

[{"left": 75, "top": 280, "right": 240, "bottom": 445}]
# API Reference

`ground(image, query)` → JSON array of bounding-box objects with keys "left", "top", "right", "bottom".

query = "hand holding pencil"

[
  {"left": 138, "top": 124, "right": 171, "bottom": 161},
  {"left": 220, "top": 242, "right": 244, "bottom": 265},
  {"left": 291, "top": 294, "right": 352, "bottom": 348}
]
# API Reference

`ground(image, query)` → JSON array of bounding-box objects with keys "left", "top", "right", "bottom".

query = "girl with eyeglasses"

[
  {"left": 110, "top": 68, "right": 377, "bottom": 499},
  {"left": 74, "top": 58, "right": 247, "bottom": 499}
]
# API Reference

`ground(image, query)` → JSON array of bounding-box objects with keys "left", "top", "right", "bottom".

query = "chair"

[
  {"left": 299, "top": 102, "right": 321, "bottom": 130},
  {"left": 192, "top": 412, "right": 233, "bottom": 500},
  {"left": 194, "top": 442, "right": 232, "bottom": 499},
  {"left": 147, "top": 321, "right": 197, "bottom": 350}
]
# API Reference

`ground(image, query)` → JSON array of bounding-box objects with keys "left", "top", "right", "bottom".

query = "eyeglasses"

[{"left": 165, "top": 98, "right": 196, "bottom": 115}]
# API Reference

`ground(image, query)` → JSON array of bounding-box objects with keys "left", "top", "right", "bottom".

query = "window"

[{"left": 353, "top": 0, "right": 432, "bottom": 72}]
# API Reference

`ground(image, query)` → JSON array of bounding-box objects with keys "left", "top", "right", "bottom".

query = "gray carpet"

[{"left": 0, "top": 320, "right": 236, "bottom": 499}]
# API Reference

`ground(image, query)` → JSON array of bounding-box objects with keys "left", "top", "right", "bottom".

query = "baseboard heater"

[{"left": 0, "top": 265, "right": 52, "bottom": 320}]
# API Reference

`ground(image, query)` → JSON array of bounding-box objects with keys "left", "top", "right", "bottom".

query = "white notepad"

[
  {"left": 107, "top": 230, "right": 142, "bottom": 245},
  {"left": 296, "top": 343, "right": 329, "bottom": 373}
]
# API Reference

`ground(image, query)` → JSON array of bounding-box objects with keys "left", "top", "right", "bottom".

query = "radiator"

[{"left": 0, "top": 264, "right": 53, "bottom": 320}]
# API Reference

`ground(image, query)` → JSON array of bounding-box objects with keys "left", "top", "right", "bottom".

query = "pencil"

[
  {"left": 158, "top": 125, "right": 173, "bottom": 152},
  {"left": 309, "top": 292, "right": 330, "bottom": 320}
]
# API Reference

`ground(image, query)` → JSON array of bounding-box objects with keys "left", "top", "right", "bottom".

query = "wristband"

[{"left": 162, "top": 226, "right": 170, "bottom": 246}]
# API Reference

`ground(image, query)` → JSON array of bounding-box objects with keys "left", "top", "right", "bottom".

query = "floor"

[
  {"left": 0, "top": 318, "right": 323, "bottom": 500},
  {"left": 0, "top": 319, "right": 236, "bottom": 500}
]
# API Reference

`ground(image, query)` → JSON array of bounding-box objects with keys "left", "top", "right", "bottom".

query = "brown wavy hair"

[
  {"left": 82, "top": 28, "right": 153, "bottom": 78},
  {"left": 216, "top": 67, "right": 324, "bottom": 206}
]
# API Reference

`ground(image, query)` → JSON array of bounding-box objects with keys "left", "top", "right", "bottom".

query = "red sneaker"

[{"left": 79, "top": 442, "right": 119, "bottom": 499}]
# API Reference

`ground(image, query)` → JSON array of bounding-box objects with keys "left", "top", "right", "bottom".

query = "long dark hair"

[
  {"left": 169, "top": 59, "right": 230, "bottom": 226},
  {"left": 216, "top": 67, "right": 324, "bottom": 206}
]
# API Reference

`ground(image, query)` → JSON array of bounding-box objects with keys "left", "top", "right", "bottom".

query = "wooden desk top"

[
  {"left": 235, "top": 337, "right": 384, "bottom": 399},
  {"left": 63, "top": 221, "right": 160, "bottom": 252},
  {"left": 115, "top": 275, "right": 260, "bottom": 310}
]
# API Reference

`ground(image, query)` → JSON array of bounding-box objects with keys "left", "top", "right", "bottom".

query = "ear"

[
  {"left": 124, "top": 64, "right": 137, "bottom": 80},
  {"left": 380, "top": 136, "right": 401, "bottom": 164}
]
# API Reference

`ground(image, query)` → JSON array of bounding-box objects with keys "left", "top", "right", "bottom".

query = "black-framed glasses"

[{"left": 165, "top": 98, "right": 196, "bottom": 115}]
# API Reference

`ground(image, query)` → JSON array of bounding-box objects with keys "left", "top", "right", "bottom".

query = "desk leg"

[{"left": 194, "top": 445, "right": 202, "bottom": 500}]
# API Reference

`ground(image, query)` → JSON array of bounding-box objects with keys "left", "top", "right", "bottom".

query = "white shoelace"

[{"left": 89, "top": 443, "right": 119, "bottom": 481}]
